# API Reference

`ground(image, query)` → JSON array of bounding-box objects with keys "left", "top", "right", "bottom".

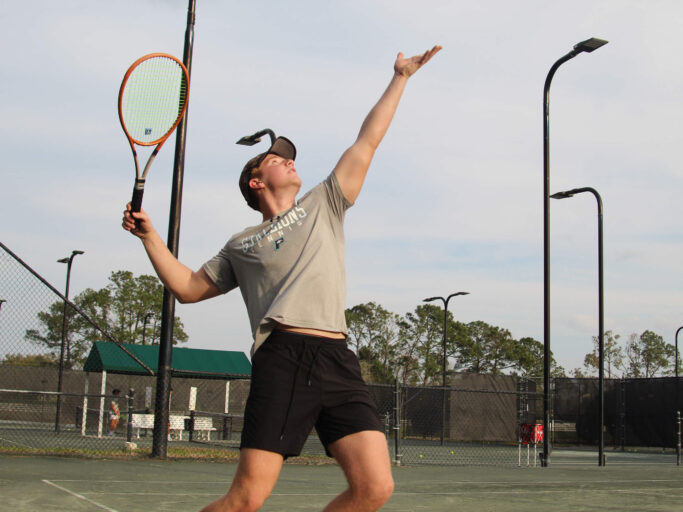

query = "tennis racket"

[{"left": 118, "top": 53, "right": 189, "bottom": 214}]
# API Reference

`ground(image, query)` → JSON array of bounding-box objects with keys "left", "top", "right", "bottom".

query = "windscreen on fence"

[{"left": 553, "top": 377, "right": 682, "bottom": 448}]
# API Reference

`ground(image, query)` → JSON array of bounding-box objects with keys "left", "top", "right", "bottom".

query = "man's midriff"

[{"left": 276, "top": 323, "right": 346, "bottom": 339}]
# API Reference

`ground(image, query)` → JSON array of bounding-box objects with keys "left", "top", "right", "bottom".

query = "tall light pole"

[
  {"left": 676, "top": 327, "right": 682, "bottom": 380},
  {"left": 551, "top": 187, "right": 604, "bottom": 466},
  {"left": 0, "top": 299, "right": 5, "bottom": 313},
  {"left": 542, "top": 37, "right": 608, "bottom": 467},
  {"left": 55, "top": 249, "right": 84, "bottom": 432},
  {"left": 424, "top": 292, "right": 469, "bottom": 445},
  {"left": 152, "top": 0, "right": 196, "bottom": 459},
  {"left": 676, "top": 326, "right": 682, "bottom": 444}
]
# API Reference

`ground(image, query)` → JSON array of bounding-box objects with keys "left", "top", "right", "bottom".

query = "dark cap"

[{"left": 239, "top": 136, "right": 297, "bottom": 211}]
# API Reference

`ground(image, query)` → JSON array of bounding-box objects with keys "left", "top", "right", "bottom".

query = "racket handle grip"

[{"left": 131, "top": 180, "right": 145, "bottom": 213}]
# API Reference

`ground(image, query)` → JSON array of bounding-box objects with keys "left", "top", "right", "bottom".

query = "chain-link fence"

[
  {"left": 1, "top": 241, "right": 154, "bottom": 452},
  {"left": 372, "top": 375, "right": 544, "bottom": 466},
  {"left": 2, "top": 240, "right": 681, "bottom": 465},
  {"left": 0, "top": 371, "right": 251, "bottom": 452}
]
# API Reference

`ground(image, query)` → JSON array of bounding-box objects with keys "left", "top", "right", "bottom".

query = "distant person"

[
  {"left": 108, "top": 388, "right": 121, "bottom": 436},
  {"left": 123, "top": 46, "right": 441, "bottom": 512}
]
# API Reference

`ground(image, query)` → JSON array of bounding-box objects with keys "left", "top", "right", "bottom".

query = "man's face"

[{"left": 254, "top": 153, "right": 301, "bottom": 192}]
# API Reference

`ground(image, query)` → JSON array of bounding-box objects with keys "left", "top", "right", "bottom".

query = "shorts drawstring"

[
  {"left": 279, "top": 343, "right": 323, "bottom": 440},
  {"left": 280, "top": 355, "right": 303, "bottom": 440},
  {"left": 306, "top": 345, "right": 322, "bottom": 386}
]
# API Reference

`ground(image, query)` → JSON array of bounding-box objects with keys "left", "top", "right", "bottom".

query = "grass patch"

[{"left": 0, "top": 444, "right": 334, "bottom": 465}]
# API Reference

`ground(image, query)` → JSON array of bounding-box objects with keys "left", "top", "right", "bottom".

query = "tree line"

[
  {"left": 578, "top": 329, "right": 680, "bottom": 378},
  {"left": 345, "top": 302, "right": 679, "bottom": 385},
  {"left": 5, "top": 276, "right": 678, "bottom": 381},
  {"left": 5, "top": 270, "right": 188, "bottom": 369},
  {"left": 345, "top": 301, "right": 563, "bottom": 385}
]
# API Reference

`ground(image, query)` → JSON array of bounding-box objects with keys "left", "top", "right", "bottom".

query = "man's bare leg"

[
  {"left": 324, "top": 430, "right": 394, "bottom": 511},
  {"left": 200, "top": 448, "right": 284, "bottom": 512}
]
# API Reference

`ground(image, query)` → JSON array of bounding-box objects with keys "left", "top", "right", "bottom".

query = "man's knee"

[
  {"left": 353, "top": 473, "right": 394, "bottom": 508},
  {"left": 203, "top": 487, "right": 269, "bottom": 512},
  {"left": 230, "top": 489, "right": 269, "bottom": 512}
]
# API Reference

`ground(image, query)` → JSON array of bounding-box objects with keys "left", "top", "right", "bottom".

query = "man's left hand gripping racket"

[{"left": 118, "top": 53, "right": 189, "bottom": 216}]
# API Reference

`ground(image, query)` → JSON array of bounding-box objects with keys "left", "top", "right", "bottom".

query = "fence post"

[
  {"left": 126, "top": 388, "right": 135, "bottom": 443},
  {"left": 393, "top": 378, "right": 401, "bottom": 466},
  {"left": 222, "top": 415, "right": 231, "bottom": 440},
  {"left": 619, "top": 379, "right": 626, "bottom": 451},
  {"left": 189, "top": 410, "right": 196, "bottom": 442},
  {"left": 81, "top": 376, "right": 89, "bottom": 436},
  {"left": 677, "top": 410, "right": 681, "bottom": 466}
]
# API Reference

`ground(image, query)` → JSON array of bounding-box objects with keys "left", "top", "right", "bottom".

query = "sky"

[{"left": 1, "top": 0, "right": 682, "bottom": 374}]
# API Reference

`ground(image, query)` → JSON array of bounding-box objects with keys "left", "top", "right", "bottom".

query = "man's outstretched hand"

[{"left": 394, "top": 45, "right": 442, "bottom": 78}]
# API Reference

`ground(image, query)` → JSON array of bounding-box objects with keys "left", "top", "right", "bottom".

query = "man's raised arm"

[
  {"left": 122, "top": 205, "right": 221, "bottom": 304},
  {"left": 334, "top": 45, "right": 442, "bottom": 203}
]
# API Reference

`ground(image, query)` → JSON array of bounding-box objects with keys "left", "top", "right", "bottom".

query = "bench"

[
  {"left": 130, "top": 413, "right": 155, "bottom": 438},
  {"left": 552, "top": 421, "right": 576, "bottom": 432},
  {"left": 130, "top": 413, "right": 187, "bottom": 439},
  {"left": 189, "top": 416, "right": 216, "bottom": 441},
  {"left": 130, "top": 413, "right": 217, "bottom": 440}
]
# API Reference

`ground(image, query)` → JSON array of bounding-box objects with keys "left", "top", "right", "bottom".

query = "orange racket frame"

[{"left": 118, "top": 53, "right": 190, "bottom": 213}]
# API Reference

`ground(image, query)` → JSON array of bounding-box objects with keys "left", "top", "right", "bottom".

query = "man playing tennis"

[{"left": 123, "top": 45, "right": 441, "bottom": 512}]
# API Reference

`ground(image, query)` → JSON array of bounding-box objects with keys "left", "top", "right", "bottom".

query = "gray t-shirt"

[{"left": 202, "top": 172, "right": 353, "bottom": 354}]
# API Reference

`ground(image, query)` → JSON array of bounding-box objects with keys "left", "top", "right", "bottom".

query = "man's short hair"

[{"left": 239, "top": 136, "right": 297, "bottom": 211}]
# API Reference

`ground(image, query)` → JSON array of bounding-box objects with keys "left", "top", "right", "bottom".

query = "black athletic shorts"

[{"left": 240, "top": 330, "right": 384, "bottom": 458}]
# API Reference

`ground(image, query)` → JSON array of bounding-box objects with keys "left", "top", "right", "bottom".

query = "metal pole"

[
  {"left": 542, "top": 37, "right": 608, "bottom": 466},
  {"left": 676, "top": 327, "right": 682, "bottom": 437},
  {"left": 676, "top": 410, "right": 681, "bottom": 466},
  {"left": 152, "top": 0, "right": 196, "bottom": 458},
  {"left": 424, "top": 292, "right": 468, "bottom": 446},
  {"left": 441, "top": 297, "right": 448, "bottom": 446},
  {"left": 550, "top": 186, "right": 604, "bottom": 465},
  {"left": 127, "top": 388, "right": 135, "bottom": 443},
  {"left": 596, "top": 190, "right": 605, "bottom": 467},
  {"left": 675, "top": 327, "right": 681, "bottom": 379},
  {"left": 55, "top": 250, "right": 83, "bottom": 432},
  {"left": 394, "top": 378, "right": 401, "bottom": 466},
  {"left": 543, "top": 49, "right": 578, "bottom": 466}
]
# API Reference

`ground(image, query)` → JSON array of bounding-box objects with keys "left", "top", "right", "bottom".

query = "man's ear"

[{"left": 249, "top": 177, "right": 264, "bottom": 191}]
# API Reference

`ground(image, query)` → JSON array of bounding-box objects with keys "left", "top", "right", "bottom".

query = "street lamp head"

[
  {"left": 424, "top": 292, "right": 469, "bottom": 303},
  {"left": 550, "top": 191, "right": 575, "bottom": 200},
  {"left": 59, "top": 250, "right": 84, "bottom": 264},
  {"left": 574, "top": 38, "right": 608, "bottom": 54},
  {"left": 236, "top": 128, "right": 276, "bottom": 147}
]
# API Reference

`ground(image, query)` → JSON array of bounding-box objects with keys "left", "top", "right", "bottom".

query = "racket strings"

[{"left": 121, "top": 56, "right": 188, "bottom": 145}]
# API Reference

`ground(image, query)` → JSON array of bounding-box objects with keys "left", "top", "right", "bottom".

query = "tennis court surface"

[{"left": 2, "top": 451, "right": 682, "bottom": 511}]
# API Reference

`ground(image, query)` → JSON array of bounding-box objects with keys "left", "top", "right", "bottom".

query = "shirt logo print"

[{"left": 240, "top": 205, "right": 308, "bottom": 253}]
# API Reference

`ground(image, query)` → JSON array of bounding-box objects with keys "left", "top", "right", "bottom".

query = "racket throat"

[{"left": 141, "top": 150, "right": 159, "bottom": 178}]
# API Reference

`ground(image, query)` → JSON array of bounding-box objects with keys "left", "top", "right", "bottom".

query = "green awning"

[{"left": 83, "top": 342, "right": 251, "bottom": 379}]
